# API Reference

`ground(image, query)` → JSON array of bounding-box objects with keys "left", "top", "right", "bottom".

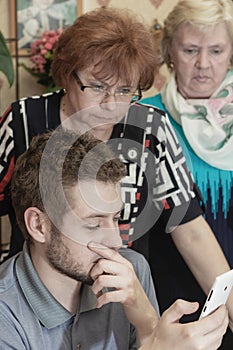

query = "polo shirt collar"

[{"left": 16, "top": 244, "right": 97, "bottom": 329}]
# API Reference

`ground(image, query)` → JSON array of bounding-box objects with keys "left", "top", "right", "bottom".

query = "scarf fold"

[{"left": 161, "top": 70, "right": 233, "bottom": 170}]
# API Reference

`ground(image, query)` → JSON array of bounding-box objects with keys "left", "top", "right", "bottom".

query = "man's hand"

[
  {"left": 140, "top": 299, "right": 228, "bottom": 350},
  {"left": 88, "top": 242, "right": 158, "bottom": 346}
]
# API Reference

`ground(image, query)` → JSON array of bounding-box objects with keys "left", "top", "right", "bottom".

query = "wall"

[
  {"left": 0, "top": 0, "right": 178, "bottom": 114},
  {"left": 0, "top": 0, "right": 178, "bottom": 248}
]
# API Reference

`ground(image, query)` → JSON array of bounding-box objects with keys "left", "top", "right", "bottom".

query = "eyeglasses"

[{"left": 72, "top": 71, "right": 142, "bottom": 103}]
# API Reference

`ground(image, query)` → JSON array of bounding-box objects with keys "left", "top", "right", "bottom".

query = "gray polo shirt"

[{"left": 0, "top": 244, "right": 159, "bottom": 350}]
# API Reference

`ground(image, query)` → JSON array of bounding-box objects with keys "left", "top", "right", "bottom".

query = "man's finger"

[
  {"left": 162, "top": 299, "right": 199, "bottom": 323},
  {"left": 88, "top": 241, "right": 126, "bottom": 263}
]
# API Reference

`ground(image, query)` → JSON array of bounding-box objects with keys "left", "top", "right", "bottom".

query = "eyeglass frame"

[{"left": 72, "top": 71, "right": 142, "bottom": 103}]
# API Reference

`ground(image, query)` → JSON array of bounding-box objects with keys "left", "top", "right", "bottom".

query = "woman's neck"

[
  {"left": 59, "top": 94, "right": 113, "bottom": 141},
  {"left": 60, "top": 94, "right": 73, "bottom": 122}
]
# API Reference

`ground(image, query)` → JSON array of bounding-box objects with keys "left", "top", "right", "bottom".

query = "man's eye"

[
  {"left": 87, "top": 224, "right": 100, "bottom": 231},
  {"left": 114, "top": 215, "right": 121, "bottom": 222}
]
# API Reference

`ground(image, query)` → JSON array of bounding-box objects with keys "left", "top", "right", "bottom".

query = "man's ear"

[{"left": 24, "top": 207, "right": 50, "bottom": 243}]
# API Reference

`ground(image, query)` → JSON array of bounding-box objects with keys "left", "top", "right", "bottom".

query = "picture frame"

[{"left": 10, "top": 0, "right": 82, "bottom": 56}]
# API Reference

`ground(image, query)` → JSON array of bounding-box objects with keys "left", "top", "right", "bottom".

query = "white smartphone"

[{"left": 199, "top": 269, "right": 233, "bottom": 319}]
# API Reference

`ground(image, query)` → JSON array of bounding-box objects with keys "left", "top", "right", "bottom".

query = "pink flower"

[
  {"left": 48, "top": 37, "right": 57, "bottom": 45},
  {"left": 40, "top": 49, "right": 48, "bottom": 56},
  {"left": 44, "top": 42, "right": 53, "bottom": 50},
  {"left": 47, "top": 30, "right": 56, "bottom": 36},
  {"left": 26, "top": 29, "right": 63, "bottom": 87}
]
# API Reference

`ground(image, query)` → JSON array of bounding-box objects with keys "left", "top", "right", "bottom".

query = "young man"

[{"left": 0, "top": 129, "right": 227, "bottom": 349}]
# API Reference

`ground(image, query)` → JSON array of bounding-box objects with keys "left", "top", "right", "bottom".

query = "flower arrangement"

[{"left": 22, "top": 29, "right": 62, "bottom": 90}]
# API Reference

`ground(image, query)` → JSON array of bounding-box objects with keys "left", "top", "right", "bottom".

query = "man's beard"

[{"left": 46, "top": 226, "right": 93, "bottom": 285}]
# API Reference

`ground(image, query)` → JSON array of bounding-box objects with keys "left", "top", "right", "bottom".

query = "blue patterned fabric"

[{"left": 142, "top": 94, "right": 233, "bottom": 267}]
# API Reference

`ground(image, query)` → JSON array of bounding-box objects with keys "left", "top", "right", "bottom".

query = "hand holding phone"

[{"left": 199, "top": 269, "right": 233, "bottom": 319}]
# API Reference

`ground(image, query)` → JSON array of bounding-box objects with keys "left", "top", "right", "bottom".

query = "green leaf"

[{"left": 0, "top": 31, "right": 14, "bottom": 87}]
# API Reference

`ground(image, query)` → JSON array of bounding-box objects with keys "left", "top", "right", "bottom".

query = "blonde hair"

[{"left": 161, "top": 0, "right": 233, "bottom": 66}]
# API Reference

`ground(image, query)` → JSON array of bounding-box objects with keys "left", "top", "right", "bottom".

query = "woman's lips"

[{"left": 194, "top": 75, "right": 210, "bottom": 83}]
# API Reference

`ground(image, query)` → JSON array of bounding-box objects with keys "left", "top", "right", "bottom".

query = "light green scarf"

[{"left": 162, "top": 69, "right": 233, "bottom": 170}]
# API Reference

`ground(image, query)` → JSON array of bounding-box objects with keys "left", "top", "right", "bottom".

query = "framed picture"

[{"left": 10, "top": 0, "right": 82, "bottom": 56}]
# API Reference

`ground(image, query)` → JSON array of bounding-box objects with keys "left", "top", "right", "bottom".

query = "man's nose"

[{"left": 100, "top": 225, "right": 122, "bottom": 250}]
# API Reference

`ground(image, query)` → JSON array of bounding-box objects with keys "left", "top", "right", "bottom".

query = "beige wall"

[
  {"left": 0, "top": 0, "right": 178, "bottom": 245},
  {"left": 0, "top": 0, "right": 178, "bottom": 114}
]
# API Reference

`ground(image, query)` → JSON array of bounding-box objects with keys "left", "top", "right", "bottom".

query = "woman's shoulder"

[
  {"left": 12, "top": 89, "right": 63, "bottom": 108},
  {"left": 141, "top": 93, "right": 166, "bottom": 112},
  {"left": 129, "top": 97, "right": 166, "bottom": 118}
]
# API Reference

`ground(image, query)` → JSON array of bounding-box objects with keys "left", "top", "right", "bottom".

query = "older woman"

[
  {"left": 143, "top": 0, "right": 233, "bottom": 346},
  {"left": 0, "top": 7, "right": 232, "bottom": 346}
]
